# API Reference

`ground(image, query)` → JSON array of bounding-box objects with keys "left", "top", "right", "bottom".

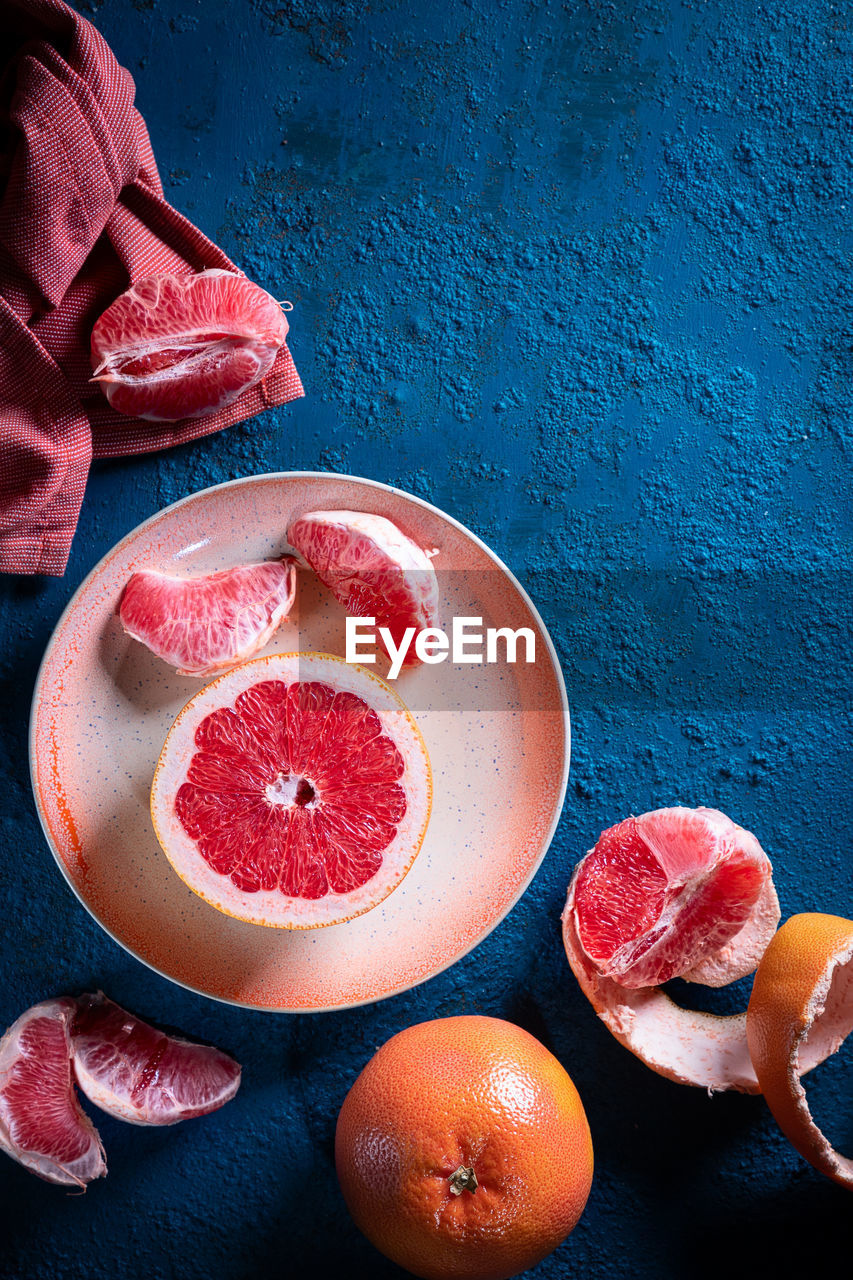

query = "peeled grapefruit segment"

[
  {"left": 747, "top": 913, "right": 853, "bottom": 1188},
  {"left": 562, "top": 806, "right": 782, "bottom": 1092},
  {"left": 150, "top": 653, "right": 432, "bottom": 928},
  {"left": 287, "top": 510, "right": 439, "bottom": 669},
  {"left": 71, "top": 993, "right": 241, "bottom": 1126},
  {"left": 90, "top": 269, "right": 290, "bottom": 421},
  {"left": 571, "top": 807, "right": 777, "bottom": 989},
  {"left": 119, "top": 558, "right": 297, "bottom": 677},
  {"left": 0, "top": 999, "right": 106, "bottom": 1187}
]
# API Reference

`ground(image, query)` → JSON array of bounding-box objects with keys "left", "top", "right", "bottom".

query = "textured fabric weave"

[{"left": 0, "top": 0, "right": 303, "bottom": 575}]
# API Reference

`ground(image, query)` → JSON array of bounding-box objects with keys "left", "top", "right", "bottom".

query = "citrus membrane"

[
  {"left": 119, "top": 558, "right": 296, "bottom": 677},
  {"left": 563, "top": 806, "right": 782, "bottom": 1091},
  {"left": 91, "top": 269, "right": 289, "bottom": 421},
  {"left": 0, "top": 999, "right": 106, "bottom": 1187},
  {"left": 747, "top": 913, "right": 853, "bottom": 1188},
  {"left": 71, "top": 993, "right": 241, "bottom": 1126},
  {"left": 150, "top": 653, "right": 432, "bottom": 928},
  {"left": 287, "top": 510, "right": 439, "bottom": 669}
]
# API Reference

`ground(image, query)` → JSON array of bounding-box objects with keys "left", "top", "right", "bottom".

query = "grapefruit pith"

[
  {"left": 0, "top": 999, "right": 106, "bottom": 1187},
  {"left": 150, "top": 653, "right": 432, "bottom": 928},
  {"left": 91, "top": 269, "right": 290, "bottom": 421},
  {"left": 335, "top": 1016, "right": 593, "bottom": 1280},
  {"left": 747, "top": 912, "right": 853, "bottom": 1188},
  {"left": 119, "top": 558, "right": 297, "bottom": 677},
  {"left": 287, "top": 510, "right": 439, "bottom": 669},
  {"left": 563, "top": 806, "right": 781, "bottom": 1092}
]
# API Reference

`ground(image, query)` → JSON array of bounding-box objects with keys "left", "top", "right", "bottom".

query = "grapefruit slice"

[
  {"left": 287, "top": 510, "right": 439, "bottom": 669},
  {"left": 747, "top": 913, "right": 853, "bottom": 1188},
  {"left": 0, "top": 999, "right": 106, "bottom": 1187},
  {"left": 562, "top": 806, "right": 782, "bottom": 1092},
  {"left": 150, "top": 653, "right": 432, "bottom": 928},
  {"left": 90, "top": 269, "right": 289, "bottom": 421},
  {"left": 71, "top": 993, "right": 241, "bottom": 1126},
  {"left": 119, "top": 558, "right": 297, "bottom": 677}
]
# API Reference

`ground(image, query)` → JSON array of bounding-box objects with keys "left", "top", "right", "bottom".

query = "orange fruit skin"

[
  {"left": 335, "top": 1015, "right": 593, "bottom": 1280},
  {"left": 747, "top": 912, "right": 853, "bottom": 1189}
]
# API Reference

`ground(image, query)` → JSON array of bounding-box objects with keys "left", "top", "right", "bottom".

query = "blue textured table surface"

[{"left": 1, "top": 0, "right": 851, "bottom": 1275}]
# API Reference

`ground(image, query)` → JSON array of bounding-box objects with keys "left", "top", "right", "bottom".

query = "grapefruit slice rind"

[
  {"left": 747, "top": 912, "right": 853, "bottom": 1188},
  {"left": 287, "top": 510, "right": 439, "bottom": 669},
  {"left": 0, "top": 999, "right": 107, "bottom": 1187},
  {"left": 119, "top": 558, "right": 297, "bottom": 677},
  {"left": 150, "top": 652, "right": 432, "bottom": 929}
]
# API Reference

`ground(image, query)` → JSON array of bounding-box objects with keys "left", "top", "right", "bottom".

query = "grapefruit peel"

[
  {"left": 562, "top": 806, "right": 782, "bottom": 1093},
  {"left": 150, "top": 652, "right": 432, "bottom": 929},
  {"left": 746, "top": 912, "right": 853, "bottom": 1189},
  {"left": 119, "top": 558, "right": 297, "bottom": 677}
]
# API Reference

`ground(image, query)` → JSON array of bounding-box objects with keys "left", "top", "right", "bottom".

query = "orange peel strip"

[{"left": 747, "top": 912, "right": 853, "bottom": 1188}]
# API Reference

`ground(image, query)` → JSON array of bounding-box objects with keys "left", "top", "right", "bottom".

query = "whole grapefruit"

[{"left": 335, "top": 1015, "right": 593, "bottom": 1280}]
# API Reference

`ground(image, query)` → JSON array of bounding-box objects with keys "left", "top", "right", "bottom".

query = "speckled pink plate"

[{"left": 30, "top": 473, "right": 569, "bottom": 1011}]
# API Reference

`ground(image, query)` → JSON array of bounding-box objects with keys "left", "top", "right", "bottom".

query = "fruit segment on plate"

[
  {"left": 0, "top": 993, "right": 239, "bottom": 1187},
  {"left": 335, "top": 1016, "right": 593, "bottom": 1280},
  {"left": 150, "top": 652, "right": 432, "bottom": 928},
  {"left": 562, "top": 806, "right": 782, "bottom": 1092},
  {"left": 747, "top": 913, "right": 853, "bottom": 1188},
  {"left": 287, "top": 509, "right": 440, "bottom": 668},
  {"left": 90, "top": 269, "right": 291, "bottom": 421},
  {"left": 119, "top": 558, "right": 297, "bottom": 677}
]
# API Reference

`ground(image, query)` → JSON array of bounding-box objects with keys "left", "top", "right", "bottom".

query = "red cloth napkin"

[{"left": 0, "top": 0, "right": 303, "bottom": 576}]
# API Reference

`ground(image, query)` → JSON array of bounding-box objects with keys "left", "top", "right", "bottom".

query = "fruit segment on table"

[{"left": 0, "top": 994, "right": 240, "bottom": 1187}]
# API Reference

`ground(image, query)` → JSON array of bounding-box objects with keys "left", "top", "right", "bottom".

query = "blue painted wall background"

[{"left": 1, "top": 0, "right": 851, "bottom": 1275}]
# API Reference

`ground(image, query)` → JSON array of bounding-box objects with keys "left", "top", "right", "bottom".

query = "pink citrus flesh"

[
  {"left": 71, "top": 993, "right": 241, "bottom": 1126},
  {"left": 0, "top": 999, "right": 106, "bottom": 1186},
  {"left": 90, "top": 269, "right": 289, "bottom": 421},
  {"left": 571, "top": 806, "right": 775, "bottom": 989},
  {"left": 562, "top": 806, "right": 784, "bottom": 1092},
  {"left": 150, "top": 653, "right": 432, "bottom": 928},
  {"left": 287, "top": 510, "right": 439, "bottom": 668},
  {"left": 119, "top": 558, "right": 297, "bottom": 677}
]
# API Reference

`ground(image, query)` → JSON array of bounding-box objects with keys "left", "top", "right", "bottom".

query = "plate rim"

[{"left": 29, "top": 470, "right": 571, "bottom": 1013}]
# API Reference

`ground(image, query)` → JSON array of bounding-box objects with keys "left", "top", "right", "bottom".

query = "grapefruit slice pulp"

[
  {"left": 71, "top": 993, "right": 241, "bottom": 1126},
  {"left": 90, "top": 269, "right": 290, "bottom": 421},
  {"left": 287, "top": 510, "right": 439, "bottom": 670},
  {"left": 0, "top": 999, "right": 106, "bottom": 1187},
  {"left": 151, "top": 653, "right": 432, "bottom": 928},
  {"left": 563, "top": 806, "right": 782, "bottom": 1092},
  {"left": 119, "top": 558, "right": 297, "bottom": 677}
]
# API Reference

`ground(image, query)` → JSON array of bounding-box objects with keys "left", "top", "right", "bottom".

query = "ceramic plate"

[{"left": 30, "top": 473, "right": 569, "bottom": 1011}]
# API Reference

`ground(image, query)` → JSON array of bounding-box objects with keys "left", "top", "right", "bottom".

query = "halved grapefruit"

[
  {"left": 91, "top": 269, "right": 290, "bottom": 421},
  {"left": 562, "top": 806, "right": 782, "bottom": 1092},
  {"left": 71, "top": 993, "right": 241, "bottom": 1126},
  {"left": 287, "top": 510, "right": 439, "bottom": 669},
  {"left": 747, "top": 913, "right": 853, "bottom": 1188},
  {"left": 150, "top": 653, "right": 432, "bottom": 928},
  {"left": 119, "top": 558, "right": 297, "bottom": 677},
  {"left": 0, "top": 999, "right": 106, "bottom": 1187}
]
